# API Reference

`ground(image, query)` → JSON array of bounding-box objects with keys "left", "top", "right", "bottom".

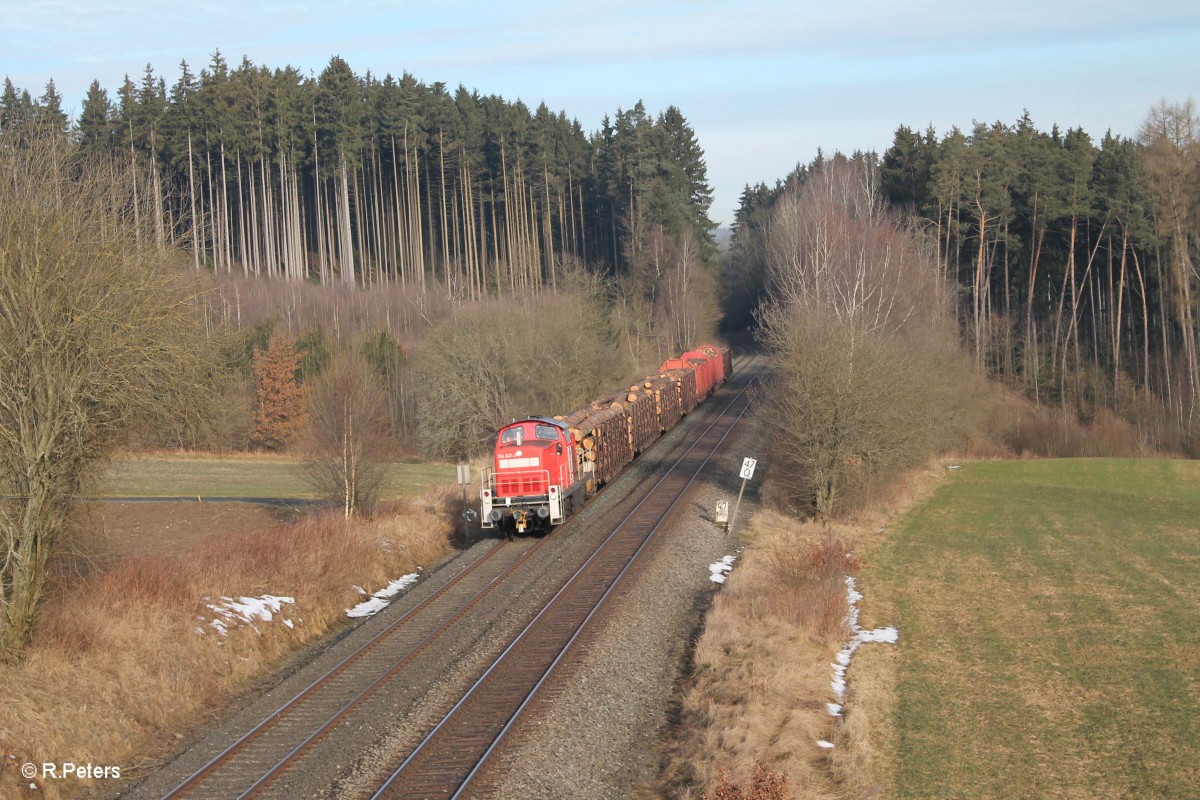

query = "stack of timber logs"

[
  {"left": 660, "top": 368, "right": 699, "bottom": 414},
  {"left": 637, "top": 376, "right": 682, "bottom": 432},
  {"left": 557, "top": 404, "right": 633, "bottom": 485},
  {"left": 593, "top": 389, "right": 658, "bottom": 454}
]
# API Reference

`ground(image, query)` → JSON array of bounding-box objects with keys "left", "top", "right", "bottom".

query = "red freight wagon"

[
  {"left": 697, "top": 344, "right": 732, "bottom": 384},
  {"left": 683, "top": 350, "right": 720, "bottom": 396}
]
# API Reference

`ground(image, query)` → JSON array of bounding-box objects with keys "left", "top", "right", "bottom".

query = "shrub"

[
  {"left": 415, "top": 288, "right": 631, "bottom": 458},
  {"left": 303, "top": 352, "right": 392, "bottom": 517},
  {"left": 760, "top": 535, "right": 858, "bottom": 638},
  {"left": 0, "top": 126, "right": 215, "bottom": 661}
]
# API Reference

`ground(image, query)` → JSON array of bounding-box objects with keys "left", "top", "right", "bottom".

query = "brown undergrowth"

[
  {"left": 653, "top": 462, "right": 951, "bottom": 800},
  {"left": 0, "top": 487, "right": 456, "bottom": 799},
  {"left": 972, "top": 383, "right": 1188, "bottom": 460}
]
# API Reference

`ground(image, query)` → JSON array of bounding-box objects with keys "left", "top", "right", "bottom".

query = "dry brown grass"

[
  {"left": 0, "top": 486, "right": 456, "bottom": 799},
  {"left": 655, "top": 462, "right": 950, "bottom": 800}
]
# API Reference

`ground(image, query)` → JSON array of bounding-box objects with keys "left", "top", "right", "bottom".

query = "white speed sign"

[{"left": 739, "top": 457, "right": 757, "bottom": 480}]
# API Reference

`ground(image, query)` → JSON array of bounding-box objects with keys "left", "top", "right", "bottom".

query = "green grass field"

[
  {"left": 98, "top": 453, "right": 457, "bottom": 499},
  {"left": 868, "top": 458, "right": 1200, "bottom": 799}
]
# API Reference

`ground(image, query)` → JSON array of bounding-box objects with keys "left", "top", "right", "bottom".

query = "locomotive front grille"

[
  {"left": 498, "top": 476, "right": 548, "bottom": 495},
  {"left": 493, "top": 468, "right": 552, "bottom": 499}
]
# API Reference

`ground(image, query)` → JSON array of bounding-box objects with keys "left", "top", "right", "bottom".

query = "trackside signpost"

[
  {"left": 727, "top": 457, "right": 756, "bottom": 532},
  {"left": 457, "top": 464, "right": 471, "bottom": 545}
]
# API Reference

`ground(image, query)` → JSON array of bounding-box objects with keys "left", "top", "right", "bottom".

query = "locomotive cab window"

[{"left": 500, "top": 423, "right": 560, "bottom": 446}]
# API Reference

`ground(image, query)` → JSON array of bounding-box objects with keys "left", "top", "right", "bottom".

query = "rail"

[
  {"left": 372, "top": 371, "right": 755, "bottom": 799},
  {"left": 157, "top": 537, "right": 547, "bottom": 799}
]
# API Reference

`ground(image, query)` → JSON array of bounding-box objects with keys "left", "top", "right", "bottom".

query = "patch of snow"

[
  {"left": 859, "top": 626, "right": 899, "bottom": 644},
  {"left": 196, "top": 594, "right": 296, "bottom": 636},
  {"left": 346, "top": 573, "right": 420, "bottom": 618},
  {"left": 828, "top": 576, "right": 898, "bottom": 712},
  {"left": 708, "top": 554, "right": 737, "bottom": 584},
  {"left": 816, "top": 740, "right": 835, "bottom": 749}
]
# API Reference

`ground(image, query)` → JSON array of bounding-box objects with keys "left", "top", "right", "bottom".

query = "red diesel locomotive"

[{"left": 481, "top": 345, "right": 732, "bottom": 535}]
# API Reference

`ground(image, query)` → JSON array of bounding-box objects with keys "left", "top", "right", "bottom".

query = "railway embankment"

[{"left": 114, "top": 359, "right": 758, "bottom": 799}]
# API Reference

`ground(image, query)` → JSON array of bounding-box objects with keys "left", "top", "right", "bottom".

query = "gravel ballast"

[
  {"left": 486, "top": 388, "right": 769, "bottom": 800},
  {"left": 119, "top": 364, "right": 765, "bottom": 800}
]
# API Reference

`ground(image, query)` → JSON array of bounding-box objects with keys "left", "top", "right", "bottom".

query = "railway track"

[
  {"left": 149, "top": 355, "right": 756, "bottom": 800},
  {"left": 372, "top": 375, "right": 754, "bottom": 800},
  {"left": 157, "top": 536, "right": 549, "bottom": 800}
]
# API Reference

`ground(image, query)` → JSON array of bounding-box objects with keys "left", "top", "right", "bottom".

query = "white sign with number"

[{"left": 739, "top": 457, "right": 757, "bottom": 480}]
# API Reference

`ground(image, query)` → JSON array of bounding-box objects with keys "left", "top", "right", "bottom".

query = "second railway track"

[
  {"left": 373, "top": 374, "right": 755, "bottom": 799},
  {"left": 156, "top": 536, "right": 546, "bottom": 800}
]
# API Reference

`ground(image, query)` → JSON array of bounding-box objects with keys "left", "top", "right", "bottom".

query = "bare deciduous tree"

[
  {"left": 626, "top": 225, "right": 719, "bottom": 361},
  {"left": 303, "top": 353, "right": 391, "bottom": 517},
  {"left": 415, "top": 281, "right": 631, "bottom": 458},
  {"left": 1139, "top": 99, "right": 1200, "bottom": 422},
  {"left": 758, "top": 159, "right": 979, "bottom": 521},
  {"left": 0, "top": 127, "right": 214, "bottom": 661}
]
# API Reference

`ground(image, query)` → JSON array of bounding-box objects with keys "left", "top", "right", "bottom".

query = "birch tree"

[{"left": 303, "top": 353, "right": 390, "bottom": 517}]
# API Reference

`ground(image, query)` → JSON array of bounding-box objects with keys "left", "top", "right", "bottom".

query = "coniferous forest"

[
  {"left": 2, "top": 54, "right": 721, "bottom": 456},
  {"left": 726, "top": 103, "right": 1200, "bottom": 450},
  {"left": 2, "top": 53, "right": 713, "bottom": 293},
  {"left": 3, "top": 55, "right": 1198, "bottom": 453}
]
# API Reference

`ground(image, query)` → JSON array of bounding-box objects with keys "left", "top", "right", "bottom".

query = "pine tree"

[
  {"left": 36, "top": 80, "right": 69, "bottom": 138},
  {"left": 1, "top": 78, "right": 34, "bottom": 133},
  {"left": 78, "top": 80, "right": 114, "bottom": 158}
]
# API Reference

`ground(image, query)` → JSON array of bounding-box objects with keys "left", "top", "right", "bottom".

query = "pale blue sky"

[{"left": 3, "top": 0, "right": 1197, "bottom": 225}]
